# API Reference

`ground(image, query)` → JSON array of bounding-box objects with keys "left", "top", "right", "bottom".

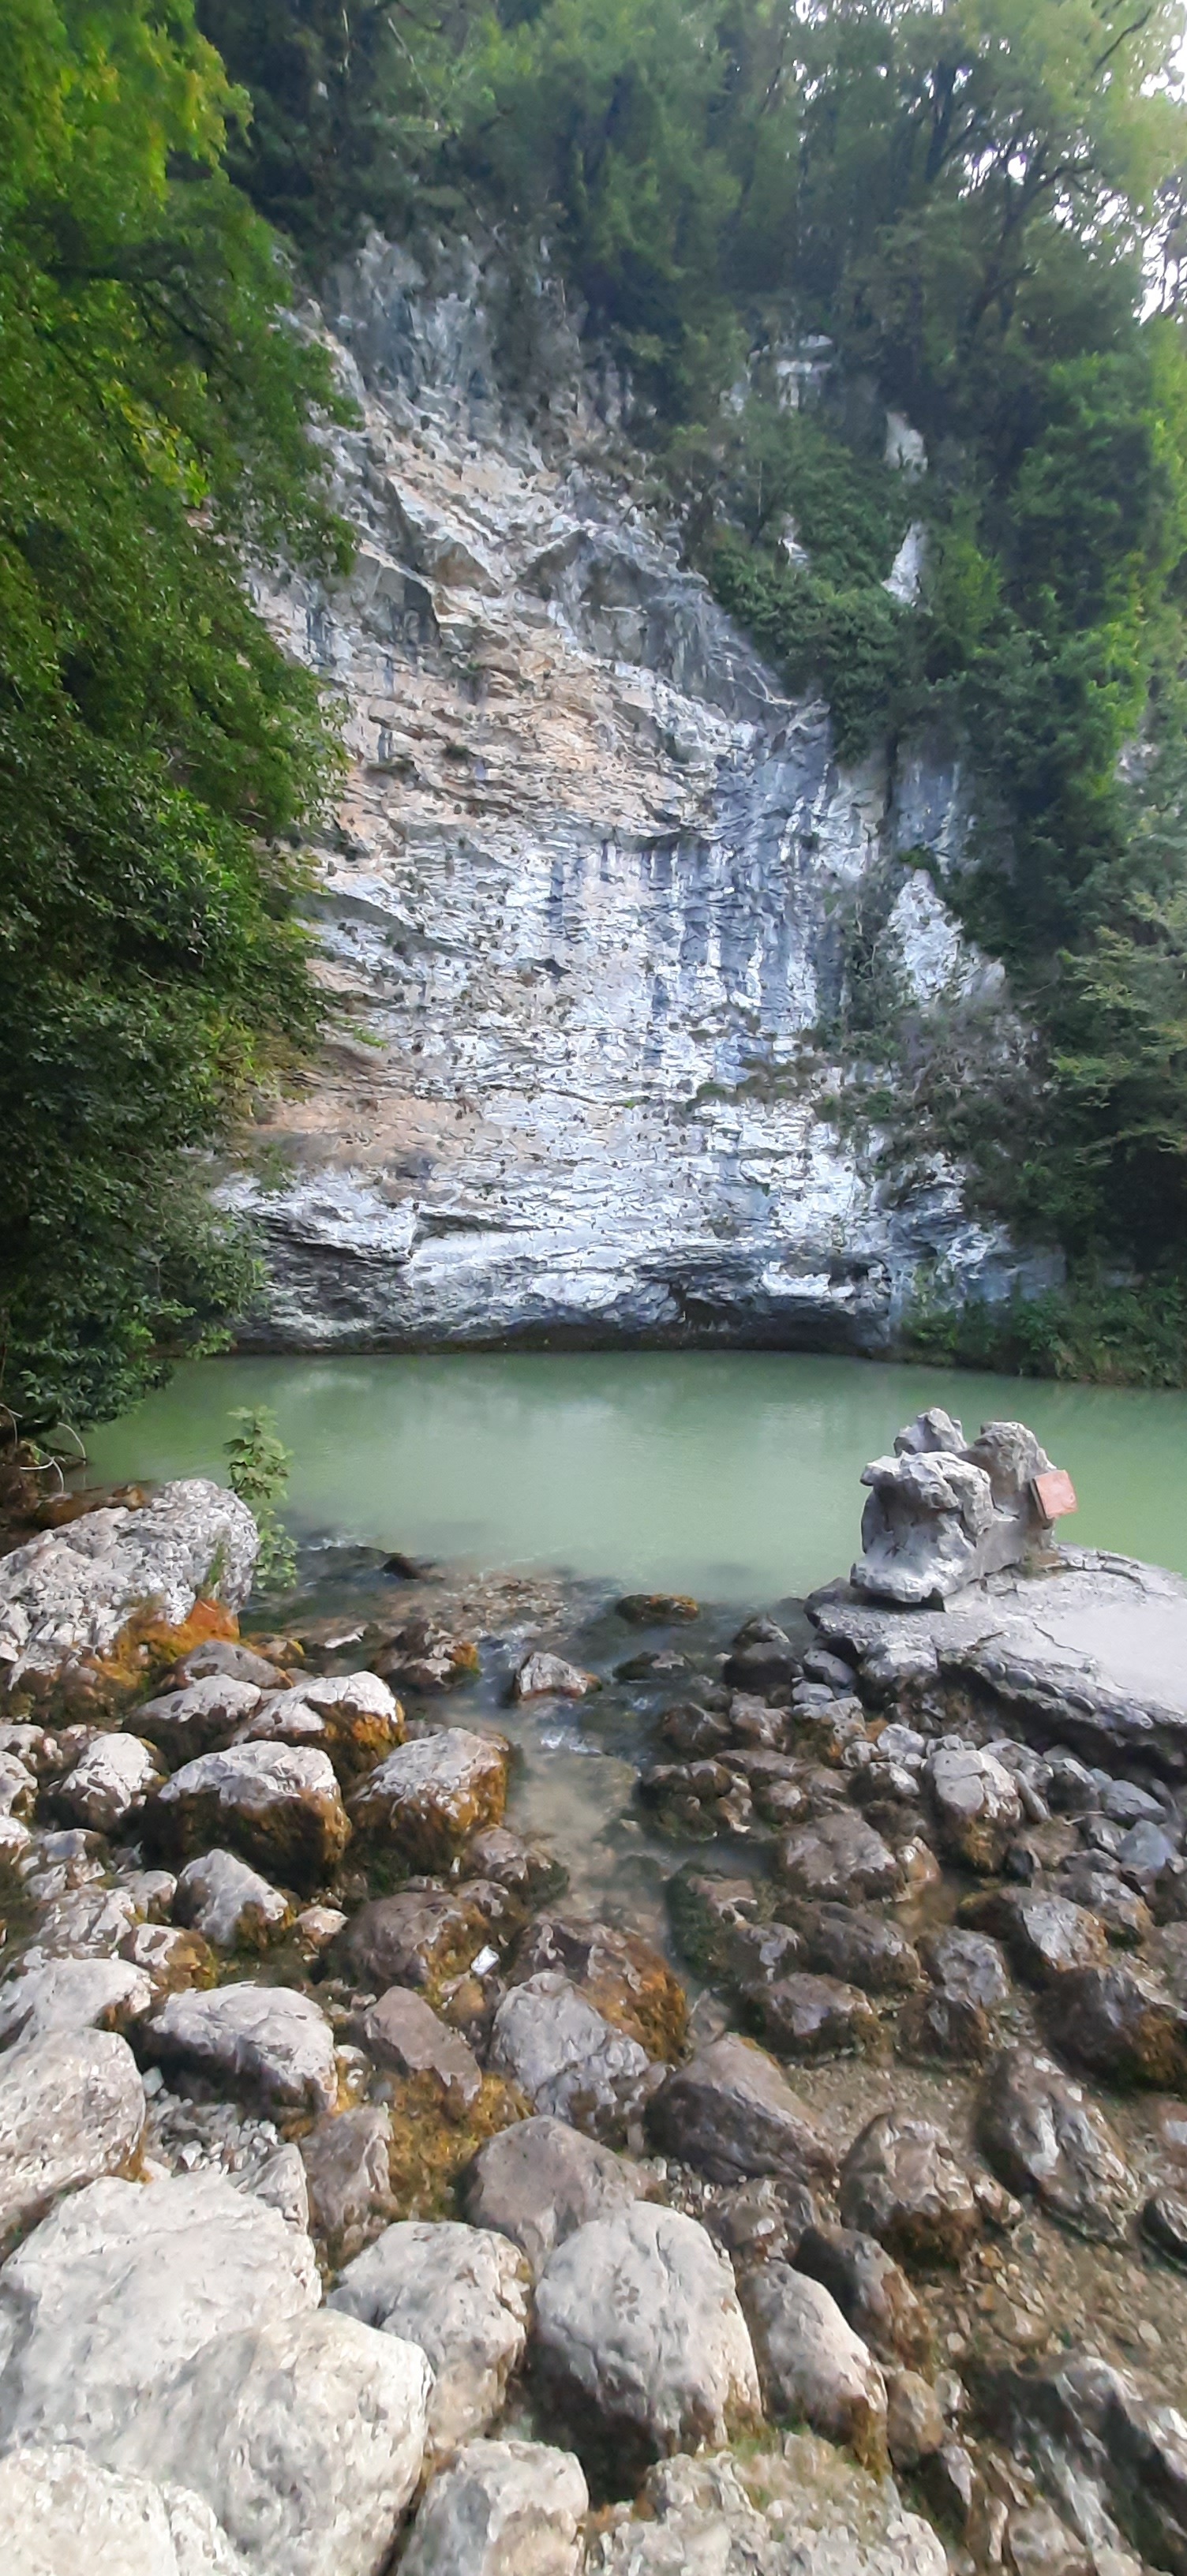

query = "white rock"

[
  {"left": 174, "top": 1848, "right": 293, "bottom": 1950},
  {"left": 0, "top": 1481, "right": 258, "bottom": 1696},
  {"left": 534, "top": 2203, "right": 760, "bottom": 2462},
  {"left": 142, "top": 1982, "right": 338, "bottom": 2113},
  {"left": 487, "top": 1971, "right": 650, "bottom": 2136},
  {"left": 116, "top": 2308, "right": 432, "bottom": 2576},
  {"left": 24, "top": 1882, "right": 141, "bottom": 1956},
  {"left": 137, "top": 1676, "right": 267, "bottom": 1762},
  {"left": 402, "top": 2437, "right": 589, "bottom": 2576},
  {"left": 0, "top": 1954, "right": 154, "bottom": 2047},
  {"left": 58, "top": 1732, "right": 163, "bottom": 1830},
  {"left": 0, "top": 2029, "right": 146, "bottom": 2245},
  {"left": 150, "top": 1741, "right": 350, "bottom": 1885},
  {"left": 0, "top": 2444, "right": 246, "bottom": 2576},
  {"left": 513, "top": 1653, "right": 598, "bottom": 1702},
  {"left": 330, "top": 2218, "right": 530, "bottom": 2460},
  {"left": 348, "top": 1728, "right": 507, "bottom": 1866},
  {"left": 0, "top": 2170, "right": 318, "bottom": 2455}
]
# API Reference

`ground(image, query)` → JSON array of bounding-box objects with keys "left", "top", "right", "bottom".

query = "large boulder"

[
  {"left": 960, "top": 1888, "right": 1109, "bottom": 1985},
  {"left": 1047, "top": 1960, "right": 1187, "bottom": 2090},
  {"left": 349, "top": 1729, "right": 509, "bottom": 1866},
  {"left": 487, "top": 1972, "right": 651, "bottom": 2142},
  {"left": 740, "top": 2264, "right": 887, "bottom": 2463},
  {"left": 329, "top": 2218, "right": 530, "bottom": 2460},
  {"left": 852, "top": 1414, "right": 1054, "bottom": 1608},
  {"left": 645, "top": 2035, "right": 835, "bottom": 2186},
  {"left": 0, "top": 1954, "right": 154, "bottom": 2049},
  {"left": 114, "top": 2308, "right": 432, "bottom": 2576},
  {"left": 0, "top": 1481, "right": 258, "bottom": 1710},
  {"left": 983, "top": 2348, "right": 1187, "bottom": 2576},
  {"left": 976, "top": 2046, "right": 1136, "bottom": 2246},
  {"left": 0, "top": 2170, "right": 317, "bottom": 2455},
  {"left": 0, "top": 2444, "right": 245, "bottom": 2576},
  {"left": 333, "top": 1889, "right": 501, "bottom": 2001},
  {"left": 533, "top": 2203, "right": 760, "bottom": 2484},
  {"left": 148, "top": 1743, "right": 350, "bottom": 1889},
  {"left": 400, "top": 2438, "right": 589, "bottom": 2576},
  {"left": 0, "top": 2030, "right": 145, "bottom": 2248},
  {"left": 140, "top": 1983, "right": 339, "bottom": 2114},
  {"left": 460, "top": 2114, "right": 652, "bottom": 2277},
  {"left": 839, "top": 2114, "right": 980, "bottom": 2267},
  {"left": 744, "top": 1971, "right": 882, "bottom": 2061},
  {"left": 137, "top": 1675, "right": 268, "bottom": 1764}
]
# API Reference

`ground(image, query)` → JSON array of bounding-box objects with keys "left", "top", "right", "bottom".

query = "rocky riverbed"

[{"left": 2, "top": 1474, "right": 1187, "bottom": 2573}]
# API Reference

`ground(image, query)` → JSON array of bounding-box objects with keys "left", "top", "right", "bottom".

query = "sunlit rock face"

[{"left": 236, "top": 238, "right": 1052, "bottom": 1353}]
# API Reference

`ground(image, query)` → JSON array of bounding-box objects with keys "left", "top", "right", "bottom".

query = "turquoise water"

[{"left": 83, "top": 1350, "right": 1187, "bottom": 1601}]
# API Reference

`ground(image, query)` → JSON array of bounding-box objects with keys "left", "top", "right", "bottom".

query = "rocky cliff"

[{"left": 235, "top": 239, "right": 1053, "bottom": 1354}]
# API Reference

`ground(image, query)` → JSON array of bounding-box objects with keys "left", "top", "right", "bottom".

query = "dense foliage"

[{"left": 0, "top": 0, "right": 350, "bottom": 1428}]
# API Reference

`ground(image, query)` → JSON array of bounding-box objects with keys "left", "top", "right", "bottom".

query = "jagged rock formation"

[{"left": 238, "top": 238, "right": 1054, "bottom": 1352}]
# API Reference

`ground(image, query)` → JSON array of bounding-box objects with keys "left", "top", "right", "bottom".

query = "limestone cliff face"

[{"left": 235, "top": 239, "right": 1052, "bottom": 1353}]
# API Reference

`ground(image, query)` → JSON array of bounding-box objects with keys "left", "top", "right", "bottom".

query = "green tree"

[{"left": 0, "top": 0, "right": 351, "bottom": 1429}]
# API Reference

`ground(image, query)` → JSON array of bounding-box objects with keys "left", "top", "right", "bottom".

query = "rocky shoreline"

[{"left": 2, "top": 1455, "right": 1187, "bottom": 2572}]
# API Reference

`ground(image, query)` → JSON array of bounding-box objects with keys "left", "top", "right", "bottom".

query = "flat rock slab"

[
  {"left": 0, "top": 2170, "right": 318, "bottom": 2455},
  {"left": 811, "top": 1550, "right": 1187, "bottom": 1774},
  {"left": 142, "top": 1982, "right": 339, "bottom": 2114},
  {"left": 0, "top": 2030, "right": 145, "bottom": 2248},
  {"left": 534, "top": 2202, "right": 760, "bottom": 2484},
  {"left": 401, "top": 2437, "right": 589, "bottom": 2576},
  {"left": 330, "top": 2217, "right": 530, "bottom": 2459}
]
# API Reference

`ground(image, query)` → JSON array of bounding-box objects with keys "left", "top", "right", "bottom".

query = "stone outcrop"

[
  {"left": 852, "top": 1410, "right": 1068, "bottom": 1607},
  {"left": 0, "top": 1482, "right": 258, "bottom": 1709},
  {"left": 227, "top": 238, "right": 1047, "bottom": 1357}
]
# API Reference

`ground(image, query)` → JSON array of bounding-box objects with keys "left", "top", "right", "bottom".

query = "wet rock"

[
  {"left": 463, "top": 1824, "right": 567, "bottom": 1904},
  {"left": 331, "top": 2217, "right": 530, "bottom": 2459},
  {"left": 149, "top": 1742, "right": 350, "bottom": 1889},
  {"left": 118, "top": 2307, "right": 432, "bottom": 2576},
  {"left": 349, "top": 1728, "right": 508, "bottom": 1866},
  {"left": 1047, "top": 1960, "right": 1187, "bottom": 2089},
  {"left": 962, "top": 1887, "right": 1110, "bottom": 1986},
  {"left": 1142, "top": 2188, "right": 1187, "bottom": 2263},
  {"left": 354, "top": 1986, "right": 482, "bottom": 2114},
  {"left": 976, "top": 2046, "right": 1136, "bottom": 2241},
  {"left": 773, "top": 1811, "right": 902, "bottom": 1905},
  {"left": 0, "top": 2443, "right": 244, "bottom": 2576},
  {"left": 118, "top": 1921, "right": 216, "bottom": 2001},
  {"left": 983, "top": 2348, "right": 1187, "bottom": 2576},
  {"left": 460, "top": 2112, "right": 651, "bottom": 2276},
  {"left": 0, "top": 1953, "right": 154, "bottom": 2047},
  {"left": 56, "top": 1733, "right": 163, "bottom": 1833},
  {"left": 919, "top": 1925, "right": 1011, "bottom": 2009},
  {"left": 645, "top": 2033, "right": 835, "bottom": 2186},
  {"left": 725, "top": 1623, "right": 800, "bottom": 1693},
  {"left": 790, "top": 1904, "right": 923, "bottom": 1996},
  {"left": 586, "top": 2438, "right": 948, "bottom": 2574},
  {"left": 298, "top": 2106, "right": 394, "bottom": 2254},
  {"left": 616, "top": 1594, "right": 699, "bottom": 1625},
  {"left": 704, "top": 2174, "right": 817, "bottom": 2270},
  {"left": 510, "top": 1914, "right": 687, "bottom": 2059},
  {"left": 795, "top": 2224, "right": 932, "bottom": 2371},
  {"left": 746, "top": 1971, "right": 882, "bottom": 2060},
  {"left": 928, "top": 1744, "right": 1022, "bottom": 1874},
  {"left": 0, "top": 2029, "right": 145, "bottom": 2247},
  {"left": 659, "top": 1702, "right": 732, "bottom": 1757},
  {"left": 839, "top": 2114, "right": 980, "bottom": 2267},
  {"left": 141, "top": 1981, "right": 339, "bottom": 2114},
  {"left": 487, "top": 1971, "right": 651, "bottom": 2142},
  {"left": 236, "top": 1671, "right": 404, "bottom": 1781},
  {"left": 728, "top": 1694, "right": 793, "bottom": 1750},
  {"left": 897, "top": 1990, "right": 993, "bottom": 2065},
  {"left": 886, "top": 2372, "right": 945, "bottom": 2472},
  {"left": 722, "top": 1919, "right": 806, "bottom": 1989},
  {"left": 332, "top": 1888, "right": 497, "bottom": 1999},
  {"left": 373, "top": 1619, "right": 479, "bottom": 1694},
  {"left": 173, "top": 1846, "right": 293, "bottom": 1952},
  {"left": 0, "top": 1479, "right": 257, "bottom": 1709},
  {"left": 0, "top": 2169, "right": 317, "bottom": 2454},
  {"left": 1118, "top": 1816, "right": 1181, "bottom": 1889},
  {"left": 400, "top": 2436, "right": 589, "bottom": 2576},
  {"left": 741, "top": 2263, "right": 886, "bottom": 2462},
  {"left": 513, "top": 1651, "right": 600, "bottom": 1700},
  {"left": 137, "top": 1673, "right": 266, "bottom": 1763},
  {"left": 534, "top": 2202, "right": 760, "bottom": 2484}
]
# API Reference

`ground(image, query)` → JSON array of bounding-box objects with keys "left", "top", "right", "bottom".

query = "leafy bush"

[{"left": 225, "top": 1406, "right": 298, "bottom": 1592}]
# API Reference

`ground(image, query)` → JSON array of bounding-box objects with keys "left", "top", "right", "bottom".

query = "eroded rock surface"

[{"left": 0, "top": 1482, "right": 257, "bottom": 1707}]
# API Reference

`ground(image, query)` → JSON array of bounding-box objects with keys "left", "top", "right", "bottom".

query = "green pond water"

[{"left": 84, "top": 1350, "right": 1187, "bottom": 1601}]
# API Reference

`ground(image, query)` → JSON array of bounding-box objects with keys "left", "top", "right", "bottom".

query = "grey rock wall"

[{"left": 236, "top": 238, "right": 1054, "bottom": 1353}]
